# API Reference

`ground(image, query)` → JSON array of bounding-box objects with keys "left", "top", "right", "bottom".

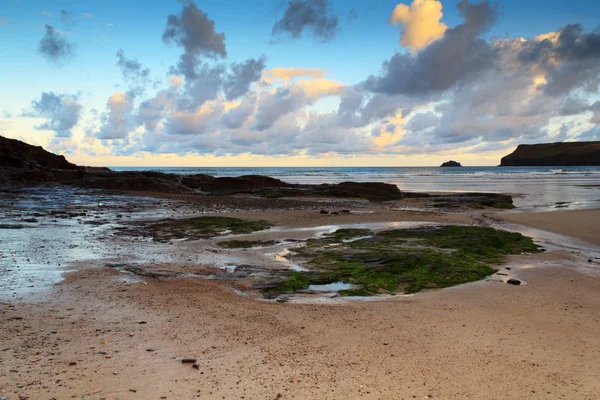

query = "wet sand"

[
  {"left": 1, "top": 188, "right": 600, "bottom": 399},
  {"left": 498, "top": 209, "right": 600, "bottom": 247}
]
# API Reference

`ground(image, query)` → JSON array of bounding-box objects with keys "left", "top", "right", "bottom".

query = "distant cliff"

[{"left": 500, "top": 142, "right": 600, "bottom": 166}]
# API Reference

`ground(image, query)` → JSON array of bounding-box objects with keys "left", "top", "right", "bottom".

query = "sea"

[{"left": 111, "top": 166, "right": 600, "bottom": 212}]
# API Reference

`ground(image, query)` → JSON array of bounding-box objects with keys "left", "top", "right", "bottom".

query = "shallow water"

[
  {"left": 1, "top": 186, "right": 599, "bottom": 301},
  {"left": 307, "top": 282, "right": 354, "bottom": 291}
]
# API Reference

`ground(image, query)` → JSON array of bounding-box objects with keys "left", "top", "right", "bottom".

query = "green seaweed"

[
  {"left": 285, "top": 226, "right": 541, "bottom": 296},
  {"left": 276, "top": 272, "right": 310, "bottom": 292}
]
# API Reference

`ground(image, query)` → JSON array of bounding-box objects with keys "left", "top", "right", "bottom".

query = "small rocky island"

[
  {"left": 500, "top": 141, "right": 600, "bottom": 166},
  {"left": 440, "top": 160, "right": 462, "bottom": 167}
]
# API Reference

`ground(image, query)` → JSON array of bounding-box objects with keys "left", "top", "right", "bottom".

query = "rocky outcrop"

[
  {"left": 0, "top": 136, "right": 81, "bottom": 171},
  {"left": 0, "top": 136, "right": 85, "bottom": 185},
  {"left": 440, "top": 160, "right": 462, "bottom": 167},
  {"left": 500, "top": 142, "right": 600, "bottom": 166},
  {"left": 0, "top": 135, "right": 514, "bottom": 207}
]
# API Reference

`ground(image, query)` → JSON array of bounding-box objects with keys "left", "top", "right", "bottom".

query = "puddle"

[
  {"left": 269, "top": 221, "right": 442, "bottom": 236},
  {"left": 307, "top": 282, "right": 353, "bottom": 291},
  {"left": 274, "top": 249, "right": 307, "bottom": 271}
]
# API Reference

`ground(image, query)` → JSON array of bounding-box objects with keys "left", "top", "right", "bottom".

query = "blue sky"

[{"left": 1, "top": 0, "right": 599, "bottom": 166}]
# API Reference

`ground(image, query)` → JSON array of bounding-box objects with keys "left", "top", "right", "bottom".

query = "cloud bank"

[{"left": 21, "top": 0, "right": 599, "bottom": 162}]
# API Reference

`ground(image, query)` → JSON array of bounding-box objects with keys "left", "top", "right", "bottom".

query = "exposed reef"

[
  {"left": 0, "top": 135, "right": 513, "bottom": 208},
  {"left": 263, "top": 226, "right": 542, "bottom": 297}
]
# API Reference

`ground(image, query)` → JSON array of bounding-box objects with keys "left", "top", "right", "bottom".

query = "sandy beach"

[
  {"left": 1, "top": 186, "right": 599, "bottom": 400},
  {"left": 497, "top": 209, "right": 600, "bottom": 247}
]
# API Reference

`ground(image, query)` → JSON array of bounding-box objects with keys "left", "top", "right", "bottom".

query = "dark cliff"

[
  {"left": 0, "top": 136, "right": 81, "bottom": 170},
  {"left": 500, "top": 142, "right": 600, "bottom": 166}
]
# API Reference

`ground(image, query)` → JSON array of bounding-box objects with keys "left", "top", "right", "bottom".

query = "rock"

[
  {"left": 500, "top": 141, "right": 600, "bottom": 166},
  {"left": 341, "top": 210, "right": 351, "bottom": 213},
  {"left": 138, "top": 320, "right": 147, "bottom": 324},
  {"left": 440, "top": 160, "right": 462, "bottom": 167},
  {"left": 22, "top": 218, "right": 38, "bottom": 223},
  {"left": 589, "top": 259, "right": 593, "bottom": 263},
  {"left": 181, "top": 357, "right": 197, "bottom": 363},
  {"left": 0, "top": 224, "right": 24, "bottom": 229},
  {"left": 330, "top": 211, "right": 339, "bottom": 215},
  {"left": 193, "top": 363, "right": 200, "bottom": 369},
  {"left": 69, "top": 361, "right": 77, "bottom": 366},
  {"left": 320, "top": 210, "right": 329, "bottom": 214},
  {"left": 506, "top": 279, "right": 521, "bottom": 285},
  {"left": 18, "top": 395, "right": 30, "bottom": 400}
]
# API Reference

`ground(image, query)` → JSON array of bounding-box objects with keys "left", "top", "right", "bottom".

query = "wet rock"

[
  {"left": 330, "top": 211, "right": 339, "bottom": 215},
  {"left": 0, "top": 224, "right": 24, "bottom": 229},
  {"left": 506, "top": 279, "right": 521, "bottom": 285},
  {"left": 320, "top": 210, "right": 329, "bottom": 214},
  {"left": 22, "top": 218, "right": 38, "bottom": 223}
]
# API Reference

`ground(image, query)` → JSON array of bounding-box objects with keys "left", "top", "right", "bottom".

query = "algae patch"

[{"left": 274, "top": 226, "right": 541, "bottom": 296}]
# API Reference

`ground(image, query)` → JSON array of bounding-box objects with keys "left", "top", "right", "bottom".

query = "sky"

[{"left": 1, "top": 0, "right": 599, "bottom": 167}]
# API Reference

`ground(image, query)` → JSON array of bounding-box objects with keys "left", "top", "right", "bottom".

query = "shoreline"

[{"left": 1, "top": 185, "right": 599, "bottom": 399}]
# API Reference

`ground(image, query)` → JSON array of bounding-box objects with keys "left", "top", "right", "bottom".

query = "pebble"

[
  {"left": 506, "top": 279, "right": 521, "bottom": 286},
  {"left": 182, "top": 357, "right": 197, "bottom": 363}
]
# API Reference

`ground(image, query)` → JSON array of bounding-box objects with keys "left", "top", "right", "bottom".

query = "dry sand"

[{"left": 1, "top": 198, "right": 600, "bottom": 399}]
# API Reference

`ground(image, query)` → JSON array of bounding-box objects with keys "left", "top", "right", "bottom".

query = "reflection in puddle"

[
  {"left": 308, "top": 282, "right": 353, "bottom": 291},
  {"left": 274, "top": 249, "right": 307, "bottom": 271}
]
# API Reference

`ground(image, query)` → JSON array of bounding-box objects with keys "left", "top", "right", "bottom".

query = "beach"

[
  {"left": 497, "top": 209, "right": 600, "bottom": 247},
  {"left": 1, "top": 182, "right": 600, "bottom": 400}
]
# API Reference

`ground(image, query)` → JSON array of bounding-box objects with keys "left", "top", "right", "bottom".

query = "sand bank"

[{"left": 497, "top": 209, "right": 600, "bottom": 247}]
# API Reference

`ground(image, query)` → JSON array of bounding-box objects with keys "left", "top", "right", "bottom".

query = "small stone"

[
  {"left": 319, "top": 210, "right": 329, "bottom": 214},
  {"left": 330, "top": 212, "right": 339, "bottom": 215},
  {"left": 129, "top": 389, "right": 137, "bottom": 393},
  {"left": 69, "top": 361, "right": 77, "bottom": 366},
  {"left": 138, "top": 320, "right": 147, "bottom": 324},
  {"left": 182, "top": 357, "right": 197, "bottom": 364},
  {"left": 341, "top": 210, "right": 351, "bottom": 213},
  {"left": 589, "top": 259, "right": 593, "bottom": 263},
  {"left": 193, "top": 363, "right": 200, "bottom": 369},
  {"left": 506, "top": 279, "right": 521, "bottom": 286}
]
